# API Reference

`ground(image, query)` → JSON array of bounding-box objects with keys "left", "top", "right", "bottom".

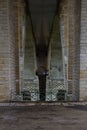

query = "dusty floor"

[{"left": 0, "top": 105, "right": 87, "bottom": 130}]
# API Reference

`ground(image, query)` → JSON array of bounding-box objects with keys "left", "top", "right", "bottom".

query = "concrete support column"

[
  {"left": 13, "top": 0, "right": 25, "bottom": 96},
  {"left": 0, "top": 0, "right": 25, "bottom": 101},
  {"left": 0, "top": 0, "right": 16, "bottom": 101},
  {"left": 60, "top": 0, "right": 81, "bottom": 101},
  {"left": 13, "top": 0, "right": 20, "bottom": 95},
  {"left": 67, "top": 0, "right": 81, "bottom": 101},
  {"left": 60, "top": 0, "right": 69, "bottom": 96},
  {"left": 80, "top": 0, "right": 87, "bottom": 100},
  {"left": 38, "top": 75, "right": 46, "bottom": 101}
]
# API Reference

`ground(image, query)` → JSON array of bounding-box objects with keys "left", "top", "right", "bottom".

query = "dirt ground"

[{"left": 0, "top": 104, "right": 87, "bottom": 130}]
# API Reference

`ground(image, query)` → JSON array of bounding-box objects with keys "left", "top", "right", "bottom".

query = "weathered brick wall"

[
  {"left": 8, "top": 0, "right": 17, "bottom": 100},
  {"left": 13, "top": 0, "right": 20, "bottom": 95},
  {"left": 67, "top": 0, "right": 81, "bottom": 101},
  {"left": 0, "top": 0, "right": 16, "bottom": 101},
  {"left": 0, "top": 0, "right": 25, "bottom": 101},
  {"left": 72, "top": 0, "right": 81, "bottom": 101},
  {"left": 11, "top": 0, "right": 25, "bottom": 99},
  {"left": 60, "top": 0, "right": 81, "bottom": 101},
  {"left": 0, "top": 0, "right": 9, "bottom": 101},
  {"left": 80, "top": 0, "right": 87, "bottom": 101}
]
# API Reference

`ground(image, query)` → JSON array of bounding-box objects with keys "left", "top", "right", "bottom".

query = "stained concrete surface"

[{"left": 0, "top": 105, "right": 87, "bottom": 130}]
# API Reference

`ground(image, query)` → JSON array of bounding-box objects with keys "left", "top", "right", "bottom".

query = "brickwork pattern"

[
  {"left": 13, "top": 0, "right": 20, "bottom": 95},
  {"left": 80, "top": 0, "right": 87, "bottom": 100},
  {"left": 11, "top": 0, "right": 25, "bottom": 99},
  {"left": 72, "top": 0, "right": 81, "bottom": 101},
  {"left": 0, "top": 0, "right": 16, "bottom": 101},
  {"left": 0, "top": 0, "right": 25, "bottom": 101},
  {"left": 8, "top": 0, "right": 16, "bottom": 100},
  {"left": 60, "top": 0, "right": 81, "bottom": 101}
]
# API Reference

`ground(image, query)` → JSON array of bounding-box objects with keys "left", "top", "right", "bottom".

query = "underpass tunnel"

[
  {"left": 24, "top": 0, "right": 63, "bottom": 101},
  {"left": 22, "top": 0, "right": 81, "bottom": 102},
  {"left": 23, "top": 0, "right": 65, "bottom": 101},
  {"left": 0, "top": 0, "right": 82, "bottom": 102}
]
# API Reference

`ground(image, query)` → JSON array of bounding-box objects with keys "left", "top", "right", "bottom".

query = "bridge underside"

[
  {"left": 1, "top": 0, "right": 87, "bottom": 102},
  {"left": 23, "top": 0, "right": 81, "bottom": 102}
]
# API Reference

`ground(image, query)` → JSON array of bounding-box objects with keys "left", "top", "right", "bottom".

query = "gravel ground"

[{"left": 0, "top": 105, "right": 87, "bottom": 130}]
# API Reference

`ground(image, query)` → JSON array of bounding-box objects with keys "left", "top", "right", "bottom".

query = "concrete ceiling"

[
  {"left": 26, "top": 0, "right": 60, "bottom": 43},
  {"left": 25, "top": 0, "right": 61, "bottom": 49},
  {"left": 29, "top": 0, "right": 57, "bottom": 35}
]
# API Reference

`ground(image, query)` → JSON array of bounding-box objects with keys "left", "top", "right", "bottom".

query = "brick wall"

[
  {"left": 80, "top": 0, "right": 87, "bottom": 100},
  {"left": 67, "top": 0, "right": 81, "bottom": 101},
  {"left": 12, "top": 0, "right": 25, "bottom": 100},
  {"left": 0, "top": 0, "right": 16, "bottom": 101},
  {"left": 13, "top": 0, "right": 20, "bottom": 95},
  {"left": 0, "top": 0, "right": 25, "bottom": 101},
  {"left": 8, "top": 0, "right": 17, "bottom": 100},
  {"left": 60, "top": 0, "right": 81, "bottom": 101},
  {"left": 0, "top": 0, "right": 9, "bottom": 101}
]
